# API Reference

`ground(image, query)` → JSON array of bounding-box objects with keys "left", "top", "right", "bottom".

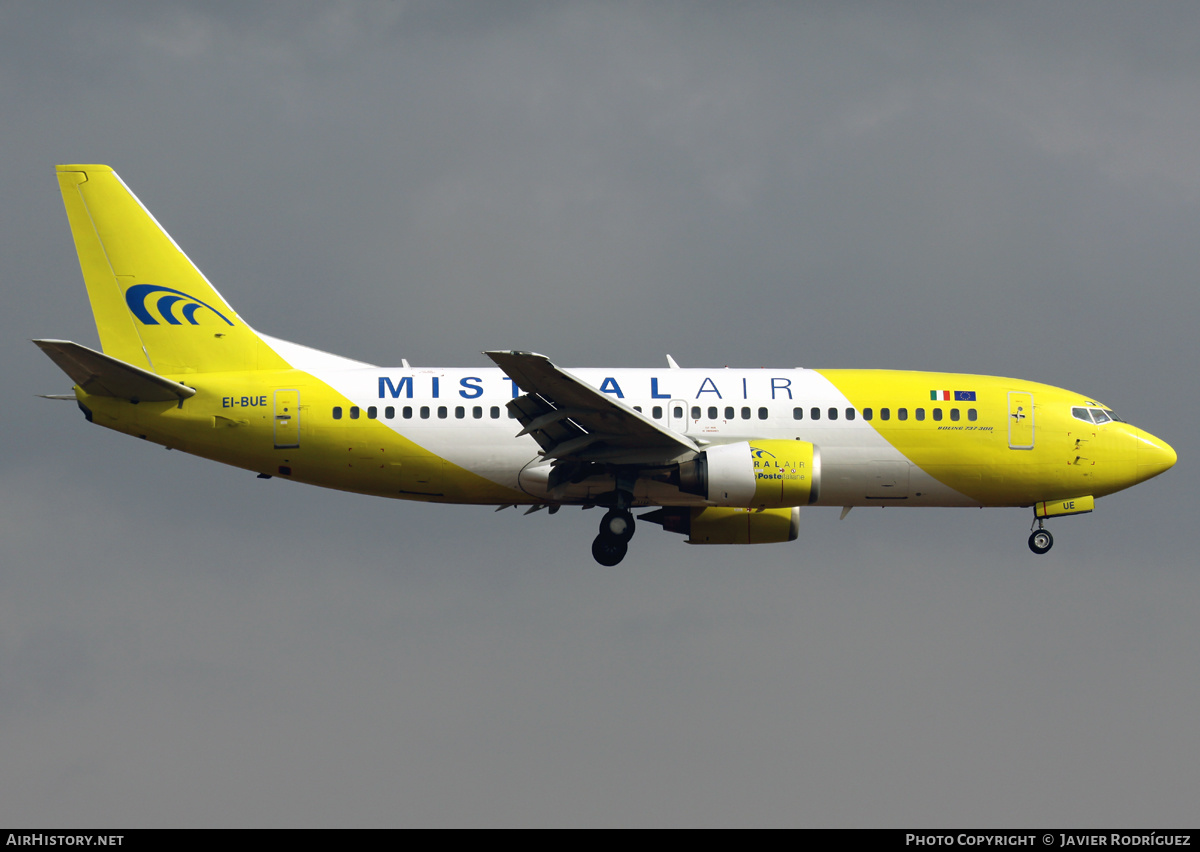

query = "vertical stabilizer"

[{"left": 56, "top": 165, "right": 288, "bottom": 375}]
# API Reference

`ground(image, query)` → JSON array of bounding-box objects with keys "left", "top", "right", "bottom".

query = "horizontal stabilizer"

[{"left": 33, "top": 339, "right": 197, "bottom": 403}]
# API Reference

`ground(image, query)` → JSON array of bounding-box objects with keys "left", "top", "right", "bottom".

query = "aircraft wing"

[{"left": 485, "top": 350, "right": 699, "bottom": 465}]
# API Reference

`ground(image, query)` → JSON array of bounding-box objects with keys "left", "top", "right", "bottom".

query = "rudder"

[{"left": 56, "top": 165, "right": 288, "bottom": 375}]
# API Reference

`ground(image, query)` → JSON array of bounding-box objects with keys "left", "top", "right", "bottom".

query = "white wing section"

[{"left": 485, "top": 350, "right": 700, "bottom": 465}]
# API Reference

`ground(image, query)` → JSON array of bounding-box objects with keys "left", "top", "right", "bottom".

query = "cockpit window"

[{"left": 1072, "top": 406, "right": 1122, "bottom": 425}]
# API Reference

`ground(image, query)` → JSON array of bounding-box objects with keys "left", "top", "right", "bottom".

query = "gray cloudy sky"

[{"left": 2, "top": 1, "right": 1197, "bottom": 827}]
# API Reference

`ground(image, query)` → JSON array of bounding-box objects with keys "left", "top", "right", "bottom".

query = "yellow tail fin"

[{"left": 56, "top": 165, "right": 288, "bottom": 375}]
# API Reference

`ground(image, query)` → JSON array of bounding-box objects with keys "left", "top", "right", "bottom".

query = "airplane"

[{"left": 36, "top": 165, "right": 1177, "bottom": 566}]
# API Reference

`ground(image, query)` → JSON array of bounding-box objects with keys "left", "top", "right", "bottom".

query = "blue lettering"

[
  {"left": 743, "top": 378, "right": 748, "bottom": 400},
  {"left": 503, "top": 376, "right": 520, "bottom": 398},
  {"left": 378, "top": 376, "right": 414, "bottom": 399},
  {"left": 599, "top": 377, "right": 624, "bottom": 398},
  {"left": 459, "top": 377, "right": 483, "bottom": 399},
  {"left": 650, "top": 377, "right": 670, "bottom": 399},
  {"left": 223, "top": 397, "right": 230, "bottom": 408},
  {"left": 431, "top": 376, "right": 440, "bottom": 398},
  {"left": 696, "top": 377, "right": 722, "bottom": 399},
  {"left": 771, "top": 378, "right": 792, "bottom": 400}
]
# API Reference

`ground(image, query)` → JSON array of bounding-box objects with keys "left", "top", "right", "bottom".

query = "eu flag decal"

[
  {"left": 930, "top": 389, "right": 977, "bottom": 401},
  {"left": 954, "top": 391, "right": 977, "bottom": 401}
]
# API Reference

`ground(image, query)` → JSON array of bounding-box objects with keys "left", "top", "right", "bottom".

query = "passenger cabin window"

[
  {"left": 933, "top": 408, "right": 943, "bottom": 421},
  {"left": 741, "top": 407, "right": 751, "bottom": 420},
  {"left": 708, "top": 406, "right": 718, "bottom": 420},
  {"left": 758, "top": 407, "right": 768, "bottom": 420},
  {"left": 950, "top": 409, "right": 960, "bottom": 422},
  {"left": 367, "top": 406, "right": 378, "bottom": 419},
  {"left": 691, "top": 406, "right": 701, "bottom": 419},
  {"left": 333, "top": 406, "right": 343, "bottom": 420},
  {"left": 793, "top": 407, "right": 803, "bottom": 420},
  {"left": 828, "top": 407, "right": 838, "bottom": 421},
  {"left": 846, "top": 408, "right": 856, "bottom": 421},
  {"left": 403, "top": 406, "right": 413, "bottom": 419},
  {"left": 968, "top": 409, "right": 978, "bottom": 421},
  {"left": 674, "top": 406, "right": 684, "bottom": 419},
  {"left": 385, "top": 406, "right": 395, "bottom": 419},
  {"left": 897, "top": 408, "right": 908, "bottom": 421},
  {"left": 652, "top": 406, "right": 663, "bottom": 419},
  {"left": 420, "top": 406, "right": 430, "bottom": 419},
  {"left": 880, "top": 408, "right": 890, "bottom": 421},
  {"left": 455, "top": 406, "right": 465, "bottom": 419},
  {"left": 437, "top": 406, "right": 448, "bottom": 419},
  {"left": 473, "top": 406, "right": 483, "bottom": 419},
  {"left": 491, "top": 406, "right": 501, "bottom": 419},
  {"left": 810, "top": 407, "right": 820, "bottom": 421},
  {"left": 350, "top": 406, "right": 360, "bottom": 420},
  {"left": 916, "top": 408, "right": 925, "bottom": 421},
  {"left": 725, "top": 407, "right": 735, "bottom": 420},
  {"left": 863, "top": 408, "right": 873, "bottom": 421}
]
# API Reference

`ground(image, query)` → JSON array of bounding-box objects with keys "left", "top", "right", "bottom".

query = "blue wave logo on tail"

[{"left": 125, "top": 284, "right": 234, "bottom": 326}]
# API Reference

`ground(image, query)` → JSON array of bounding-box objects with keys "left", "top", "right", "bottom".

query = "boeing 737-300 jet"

[{"left": 36, "top": 165, "right": 1176, "bottom": 565}]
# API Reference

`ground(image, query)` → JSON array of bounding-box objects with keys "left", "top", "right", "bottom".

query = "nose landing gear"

[{"left": 1028, "top": 518, "right": 1054, "bottom": 554}]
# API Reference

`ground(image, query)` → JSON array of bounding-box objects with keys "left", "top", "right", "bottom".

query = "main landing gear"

[
  {"left": 592, "top": 507, "right": 636, "bottom": 566},
  {"left": 1028, "top": 519, "right": 1054, "bottom": 555}
]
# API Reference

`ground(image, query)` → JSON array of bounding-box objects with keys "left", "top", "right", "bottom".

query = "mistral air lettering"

[
  {"left": 125, "top": 284, "right": 234, "bottom": 326},
  {"left": 378, "top": 376, "right": 486, "bottom": 399},
  {"left": 379, "top": 376, "right": 413, "bottom": 399},
  {"left": 374, "top": 373, "right": 802, "bottom": 401}
]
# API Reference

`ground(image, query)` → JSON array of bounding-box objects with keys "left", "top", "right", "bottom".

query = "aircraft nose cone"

[{"left": 1136, "top": 431, "right": 1177, "bottom": 482}]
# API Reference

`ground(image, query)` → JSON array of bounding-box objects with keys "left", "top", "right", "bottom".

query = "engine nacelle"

[
  {"left": 677, "top": 439, "right": 820, "bottom": 508},
  {"left": 642, "top": 506, "right": 800, "bottom": 544}
]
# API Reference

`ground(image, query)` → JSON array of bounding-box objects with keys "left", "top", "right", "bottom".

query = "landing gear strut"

[
  {"left": 1028, "top": 519, "right": 1054, "bottom": 555},
  {"left": 591, "top": 481, "right": 637, "bottom": 565}
]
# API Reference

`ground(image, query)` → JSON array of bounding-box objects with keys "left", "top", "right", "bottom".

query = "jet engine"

[
  {"left": 641, "top": 506, "right": 800, "bottom": 544},
  {"left": 677, "top": 439, "right": 820, "bottom": 508}
]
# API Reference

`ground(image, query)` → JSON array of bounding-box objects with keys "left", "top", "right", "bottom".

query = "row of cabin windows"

[
  {"left": 331, "top": 403, "right": 978, "bottom": 424},
  {"left": 629, "top": 406, "right": 771, "bottom": 421},
  {"left": 682, "top": 406, "right": 769, "bottom": 421},
  {"left": 333, "top": 405, "right": 515, "bottom": 421},
  {"left": 794, "top": 406, "right": 978, "bottom": 422}
]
